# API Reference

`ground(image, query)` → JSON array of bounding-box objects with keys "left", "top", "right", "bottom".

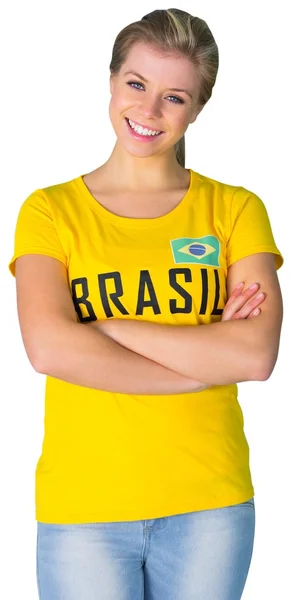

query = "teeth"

[{"left": 128, "top": 118, "right": 161, "bottom": 136}]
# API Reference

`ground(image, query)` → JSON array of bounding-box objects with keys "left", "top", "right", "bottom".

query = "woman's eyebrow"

[{"left": 123, "top": 70, "right": 193, "bottom": 99}]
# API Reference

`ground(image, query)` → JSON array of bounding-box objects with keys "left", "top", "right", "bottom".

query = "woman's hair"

[{"left": 109, "top": 8, "right": 219, "bottom": 167}]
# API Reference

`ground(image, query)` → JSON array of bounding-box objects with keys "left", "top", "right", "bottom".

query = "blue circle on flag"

[{"left": 189, "top": 244, "right": 206, "bottom": 256}]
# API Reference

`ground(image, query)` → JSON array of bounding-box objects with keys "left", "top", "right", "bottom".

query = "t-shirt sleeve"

[
  {"left": 226, "top": 187, "right": 284, "bottom": 270},
  {"left": 8, "top": 189, "right": 68, "bottom": 277}
]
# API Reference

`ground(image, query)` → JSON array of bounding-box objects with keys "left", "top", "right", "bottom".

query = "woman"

[{"left": 9, "top": 8, "right": 283, "bottom": 600}]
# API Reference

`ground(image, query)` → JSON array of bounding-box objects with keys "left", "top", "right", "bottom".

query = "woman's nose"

[{"left": 140, "top": 97, "right": 162, "bottom": 119}]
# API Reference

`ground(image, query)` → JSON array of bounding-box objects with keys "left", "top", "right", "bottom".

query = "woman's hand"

[
  {"left": 222, "top": 282, "right": 266, "bottom": 322},
  {"left": 192, "top": 282, "right": 266, "bottom": 391}
]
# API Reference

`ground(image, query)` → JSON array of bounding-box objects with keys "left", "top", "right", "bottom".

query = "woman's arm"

[
  {"left": 92, "top": 254, "right": 283, "bottom": 386},
  {"left": 15, "top": 254, "right": 206, "bottom": 395},
  {"left": 40, "top": 320, "right": 211, "bottom": 395}
]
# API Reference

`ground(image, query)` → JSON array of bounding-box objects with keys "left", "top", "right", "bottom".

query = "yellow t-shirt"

[{"left": 8, "top": 168, "right": 284, "bottom": 524}]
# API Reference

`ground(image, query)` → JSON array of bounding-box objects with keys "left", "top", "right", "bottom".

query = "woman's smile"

[{"left": 125, "top": 116, "right": 165, "bottom": 142}]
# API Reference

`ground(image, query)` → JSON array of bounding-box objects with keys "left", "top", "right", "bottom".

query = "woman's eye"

[
  {"left": 127, "top": 81, "right": 144, "bottom": 90},
  {"left": 168, "top": 95, "right": 184, "bottom": 104},
  {"left": 126, "top": 81, "right": 184, "bottom": 104}
]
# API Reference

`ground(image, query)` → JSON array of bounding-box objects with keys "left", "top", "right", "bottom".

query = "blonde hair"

[{"left": 109, "top": 8, "right": 219, "bottom": 167}]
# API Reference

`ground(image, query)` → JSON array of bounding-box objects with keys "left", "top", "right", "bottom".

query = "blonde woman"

[{"left": 9, "top": 8, "right": 283, "bottom": 600}]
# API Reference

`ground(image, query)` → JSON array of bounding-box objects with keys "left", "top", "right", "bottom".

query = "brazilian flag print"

[{"left": 170, "top": 236, "right": 220, "bottom": 267}]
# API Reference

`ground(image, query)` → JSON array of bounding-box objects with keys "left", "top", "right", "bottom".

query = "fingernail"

[
  {"left": 249, "top": 283, "right": 259, "bottom": 290},
  {"left": 236, "top": 282, "right": 244, "bottom": 288},
  {"left": 256, "top": 292, "right": 264, "bottom": 299}
]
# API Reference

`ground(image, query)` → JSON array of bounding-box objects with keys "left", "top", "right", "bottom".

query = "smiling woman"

[{"left": 8, "top": 7, "right": 284, "bottom": 600}]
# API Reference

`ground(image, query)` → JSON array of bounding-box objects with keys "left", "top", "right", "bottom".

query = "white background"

[{"left": 1, "top": 1, "right": 291, "bottom": 598}]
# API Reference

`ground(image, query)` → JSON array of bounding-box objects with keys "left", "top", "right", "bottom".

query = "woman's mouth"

[{"left": 125, "top": 117, "right": 164, "bottom": 142}]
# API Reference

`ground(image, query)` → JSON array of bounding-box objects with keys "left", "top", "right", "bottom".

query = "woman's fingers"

[
  {"left": 247, "top": 307, "right": 261, "bottom": 318},
  {"left": 231, "top": 292, "right": 266, "bottom": 319},
  {"left": 224, "top": 282, "right": 245, "bottom": 306},
  {"left": 225, "top": 282, "right": 260, "bottom": 308},
  {"left": 222, "top": 282, "right": 263, "bottom": 321}
]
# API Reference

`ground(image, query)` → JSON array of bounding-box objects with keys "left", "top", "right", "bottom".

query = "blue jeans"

[{"left": 36, "top": 498, "right": 255, "bottom": 600}]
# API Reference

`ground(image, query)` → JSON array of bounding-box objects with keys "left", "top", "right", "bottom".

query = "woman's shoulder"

[{"left": 190, "top": 168, "right": 245, "bottom": 194}]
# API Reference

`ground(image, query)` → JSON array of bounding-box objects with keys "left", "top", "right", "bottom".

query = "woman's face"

[{"left": 109, "top": 42, "right": 203, "bottom": 158}]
